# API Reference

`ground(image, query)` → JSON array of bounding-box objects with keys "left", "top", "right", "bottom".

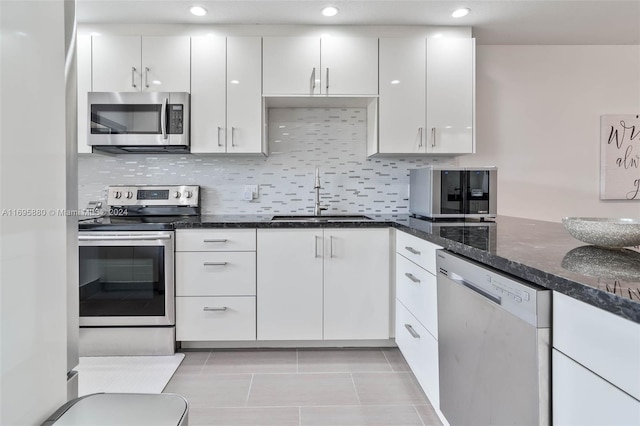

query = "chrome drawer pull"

[
  {"left": 203, "top": 262, "right": 228, "bottom": 266},
  {"left": 405, "top": 273, "right": 421, "bottom": 283},
  {"left": 203, "top": 239, "right": 228, "bottom": 243},
  {"left": 405, "top": 246, "right": 421, "bottom": 255},
  {"left": 405, "top": 324, "right": 420, "bottom": 339},
  {"left": 203, "top": 307, "right": 228, "bottom": 312}
]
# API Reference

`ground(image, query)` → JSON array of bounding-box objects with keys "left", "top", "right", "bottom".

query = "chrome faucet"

[{"left": 314, "top": 167, "right": 328, "bottom": 216}]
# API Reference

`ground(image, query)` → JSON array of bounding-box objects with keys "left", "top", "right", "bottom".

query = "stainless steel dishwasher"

[{"left": 436, "top": 250, "right": 551, "bottom": 426}]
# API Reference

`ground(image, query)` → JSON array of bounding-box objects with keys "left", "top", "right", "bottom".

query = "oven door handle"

[{"left": 79, "top": 234, "right": 172, "bottom": 241}]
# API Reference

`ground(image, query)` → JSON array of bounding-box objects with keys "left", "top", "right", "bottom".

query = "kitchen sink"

[{"left": 270, "top": 215, "right": 373, "bottom": 222}]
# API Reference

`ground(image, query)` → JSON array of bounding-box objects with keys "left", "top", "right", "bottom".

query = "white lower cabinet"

[
  {"left": 257, "top": 228, "right": 390, "bottom": 341},
  {"left": 396, "top": 301, "right": 439, "bottom": 407},
  {"left": 553, "top": 349, "right": 640, "bottom": 426},
  {"left": 176, "top": 296, "right": 256, "bottom": 341},
  {"left": 175, "top": 229, "right": 257, "bottom": 342},
  {"left": 394, "top": 230, "right": 443, "bottom": 412},
  {"left": 552, "top": 291, "right": 640, "bottom": 424}
]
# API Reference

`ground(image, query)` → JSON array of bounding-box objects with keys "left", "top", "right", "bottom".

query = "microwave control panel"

[{"left": 168, "top": 105, "right": 183, "bottom": 134}]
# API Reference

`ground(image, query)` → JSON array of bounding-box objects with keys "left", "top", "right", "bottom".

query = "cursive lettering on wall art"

[{"left": 601, "top": 115, "right": 640, "bottom": 200}]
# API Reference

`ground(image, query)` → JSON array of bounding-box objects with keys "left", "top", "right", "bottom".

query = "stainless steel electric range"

[{"left": 78, "top": 185, "right": 200, "bottom": 356}]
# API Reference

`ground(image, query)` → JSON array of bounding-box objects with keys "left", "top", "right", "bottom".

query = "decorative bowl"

[{"left": 562, "top": 217, "right": 640, "bottom": 248}]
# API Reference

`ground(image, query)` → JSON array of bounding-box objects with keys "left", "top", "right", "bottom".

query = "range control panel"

[{"left": 106, "top": 185, "right": 199, "bottom": 207}]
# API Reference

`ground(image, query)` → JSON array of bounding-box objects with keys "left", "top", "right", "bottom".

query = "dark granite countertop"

[{"left": 172, "top": 214, "right": 639, "bottom": 323}]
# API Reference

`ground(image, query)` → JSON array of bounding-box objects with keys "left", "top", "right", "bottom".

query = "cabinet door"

[
  {"left": 321, "top": 37, "right": 379, "bottom": 96},
  {"left": 426, "top": 37, "right": 475, "bottom": 154},
  {"left": 92, "top": 35, "right": 141, "bottom": 92},
  {"left": 141, "top": 36, "right": 191, "bottom": 93},
  {"left": 324, "top": 228, "right": 390, "bottom": 340},
  {"left": 77, "top": 34, "right": 92, "bottom": 153},
  {"left": 190, "top": 36, "right": 226, "bottom": 153},
  {"left": 257, "top": 229, "right": 323, "bottom": 340},
  {"left": 553, "top": 349, "right": 640, "bottom": 425},
  {"left": 226, "top": 37, "right": 263, "bottom": 154},
  {"left": 262, "top": 37, "right": 320, "bottom": 95},
  {"left": 378, "top": 38, "right": 426, "bottom": 154}
]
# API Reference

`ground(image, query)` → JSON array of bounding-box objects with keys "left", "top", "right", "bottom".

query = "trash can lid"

[{"left": 43, "top": 393, "right": 188, "bottom": 426}]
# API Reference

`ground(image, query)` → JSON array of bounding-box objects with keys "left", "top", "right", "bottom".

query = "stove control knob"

[
  {"left": 126, "top": 191, "right": 134, "bottom": 199},
  {"left": 184, "top": 191, "right": 193, "bottom": 199},
  {"left": 174, "top": 191, "right": 181, "bottom": 199},
  {"left": 114, "top": 191, "right": 122, "bottom": 199}
]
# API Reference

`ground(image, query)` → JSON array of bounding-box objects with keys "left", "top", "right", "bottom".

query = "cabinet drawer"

[
  {"left": 395, "top": 254, "right": 438, "bottom": 338},
  {"left": 176, "top": 296, "right": 256, "bottom": 341},
  {"left": 396, "top": 231, "right": 441, "bottom": 273},
  {"left": 554, "top": 292, "right": 640, "bottom": 400},
  {"left": 176, "top": 229, "right": 256, "bottom": 252},
  {"left": 176, "top": 252, "right": 256, "bottom": 296},
  {"left": 395, "top": 300, "right": 439, "bottom": 407},
  {"left": 553, "top": 349, "right": 640, "bottom": 425}
]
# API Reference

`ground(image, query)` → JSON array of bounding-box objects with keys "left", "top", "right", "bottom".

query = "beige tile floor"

[{"left": 163, "top": 348, "right": 442, "bottom": 426}]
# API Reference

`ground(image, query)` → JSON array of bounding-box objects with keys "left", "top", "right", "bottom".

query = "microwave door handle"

[{"left": 161, "top": 97, "right": 168, "bottom": 140}]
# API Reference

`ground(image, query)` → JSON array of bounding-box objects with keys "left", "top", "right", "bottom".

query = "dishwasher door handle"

[{"left": 450, "top": 274, "right": 502, "bottom": 305}]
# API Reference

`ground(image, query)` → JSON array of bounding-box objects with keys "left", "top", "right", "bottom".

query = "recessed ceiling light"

[
  {"left": 230, "top": 80, "right": 240, "bottom": 85},
  {"left": 432, "top": 33, "right": 443, "bottom": 39},
  {"left": 390, "top": 80, "right": 400, "bottom": 85},
  {"left": 452, "top": 8, "right": 470, "bottom": 18},
  {"left": 152, "top": 80, "right": 162, "bottom": 85},
  {"left": 190, "top": 6, "right": 207, "bottom": 16},
  {"left": 322, "top": 6, "right": 339, "bottom": 17},
  {"left": 89, "top": 32, "right": 102, "bottom": 37}
]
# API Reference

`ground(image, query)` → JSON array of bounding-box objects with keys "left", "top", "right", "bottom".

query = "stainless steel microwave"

[
  {"left": 409, "top": 166, "right": 497, "bottom": 220},
  {"left": 88, "top": 92, "right": 190, "bottom": 154}
]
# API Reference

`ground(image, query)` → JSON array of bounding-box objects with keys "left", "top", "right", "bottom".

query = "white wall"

[
  {"left": 0, "top": 1, "right": 76, "bottom": 424},
  {"left": 459, "top": 45, "right": 640, "bottom": 222}
]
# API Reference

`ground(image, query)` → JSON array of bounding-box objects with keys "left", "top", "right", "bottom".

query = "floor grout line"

[
  {"left": 245, "top": 373, "right": 255, "bottom": 404},
  {"left": 413, "top": 405, "right": 427, "bottom": 426},
  {"left": 380, "top": 347, "right": 394, "bottom": 372},
  {"left": 349, "top": 372, "right": 362, "bottom": 405}
]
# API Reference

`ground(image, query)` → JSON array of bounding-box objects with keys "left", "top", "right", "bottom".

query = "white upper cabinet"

[
  {"left": 378, "top": 37, "right": 427, "bottom": 154},
  {"left": 91, "top": 35, "right": 190, "bottom": 93},
  {"left": 191, "top": 36, "right": 264, "bottom": 154},
  {"left": 320, "top": 37, "right": 379, "bottom": 96},
  {"left": 226, "top": 37, "right": 263, "bottom": 154},
  {"left": 263, "top": 37, "right": 320, "bottom": 95},
  {"left": 425, "top": 37, "right": 475, "bottom": 154},
  {"left": 373, "top": 36, "right": 475, "bottom": 156},
  {"left": 262, "top": 36, "right": 378, "bottom": 96}
]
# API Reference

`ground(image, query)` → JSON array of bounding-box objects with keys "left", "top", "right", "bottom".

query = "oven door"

[{"left": 78, "top": 231, "right": 174, "bottom": 327}]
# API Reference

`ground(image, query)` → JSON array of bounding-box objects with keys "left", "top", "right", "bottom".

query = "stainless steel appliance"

[
  {"left": 88, "top": 92, "right": 190, "bottom": 154},
  {"left": 436, "top": 250, "right": 551, "bottom": 425},
  {"left": 409, "top": 166, "right": 497, "bottom": 220},
  {"left": 78, "top": 185, "right": 200, "bottom": 356}
]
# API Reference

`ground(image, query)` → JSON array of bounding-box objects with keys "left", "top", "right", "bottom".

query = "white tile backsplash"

[{"left": 79, "top": 108, "right": 452, "bottom": 214}]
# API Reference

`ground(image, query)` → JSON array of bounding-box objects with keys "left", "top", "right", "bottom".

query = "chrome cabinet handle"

[
  {"left": 329, "top": 235, "right": 334, "bottom": 258},
  {"left": 203, "top": 307, "right": 228, "bottom": 312},
  {"left": 145, "top": 66, "right": 150, "bottom": 88},
  {"left": 231, "top": 127, "right": 236, "bottom": 147},
  {"left": 405, "top": 272, "right": 421, "bottom": 283},
  {"left": 405, "top": 324, "right": 420, "bottom": 339},
  {"left": 418, "top": 127, "right": 424, "bottom": 148},
  {"left": 431, "top": 127, "right": 436, "bottom": 148},
  {"left": 325, "top": 67, "right": 330, "bottom": 91},
  {"left": 203, "top": 239, "right": 228, "bottom": 243},
  {"left": 161, "top": 98, "right": 168, "bottom": 140},
  {"left": 131, "top": 67, "right": 137, "bottom": 88},
  {"left": 314, "top": 235, "right": 320, "bottom": 258},
  {"left": 79, "top": 234, "right": 171, "bottom": 241},
  {"left": 311, "top": 67, "right": 316, "bottom": 92},
  {"left": 203, "top": 262, "right": 228, "bottom": 266},
  {"left": 217, "top": 126, "right": 223, "bottom": 147},
  {"left": 404, "top": 246, "right": 421, "bottom": 255}
]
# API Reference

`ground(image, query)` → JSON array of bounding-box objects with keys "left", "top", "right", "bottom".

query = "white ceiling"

[{"left": 76, "top": 0, "right": 640, "bottom": 45}]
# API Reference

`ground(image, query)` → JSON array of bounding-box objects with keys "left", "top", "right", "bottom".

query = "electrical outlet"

[{"left": 243, "top": 185, "right": 259, "bottom": 201}]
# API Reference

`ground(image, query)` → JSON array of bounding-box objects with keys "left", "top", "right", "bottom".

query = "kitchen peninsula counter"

[{"left": 173, "top": 214, "right": 640, "bottom": 323}]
